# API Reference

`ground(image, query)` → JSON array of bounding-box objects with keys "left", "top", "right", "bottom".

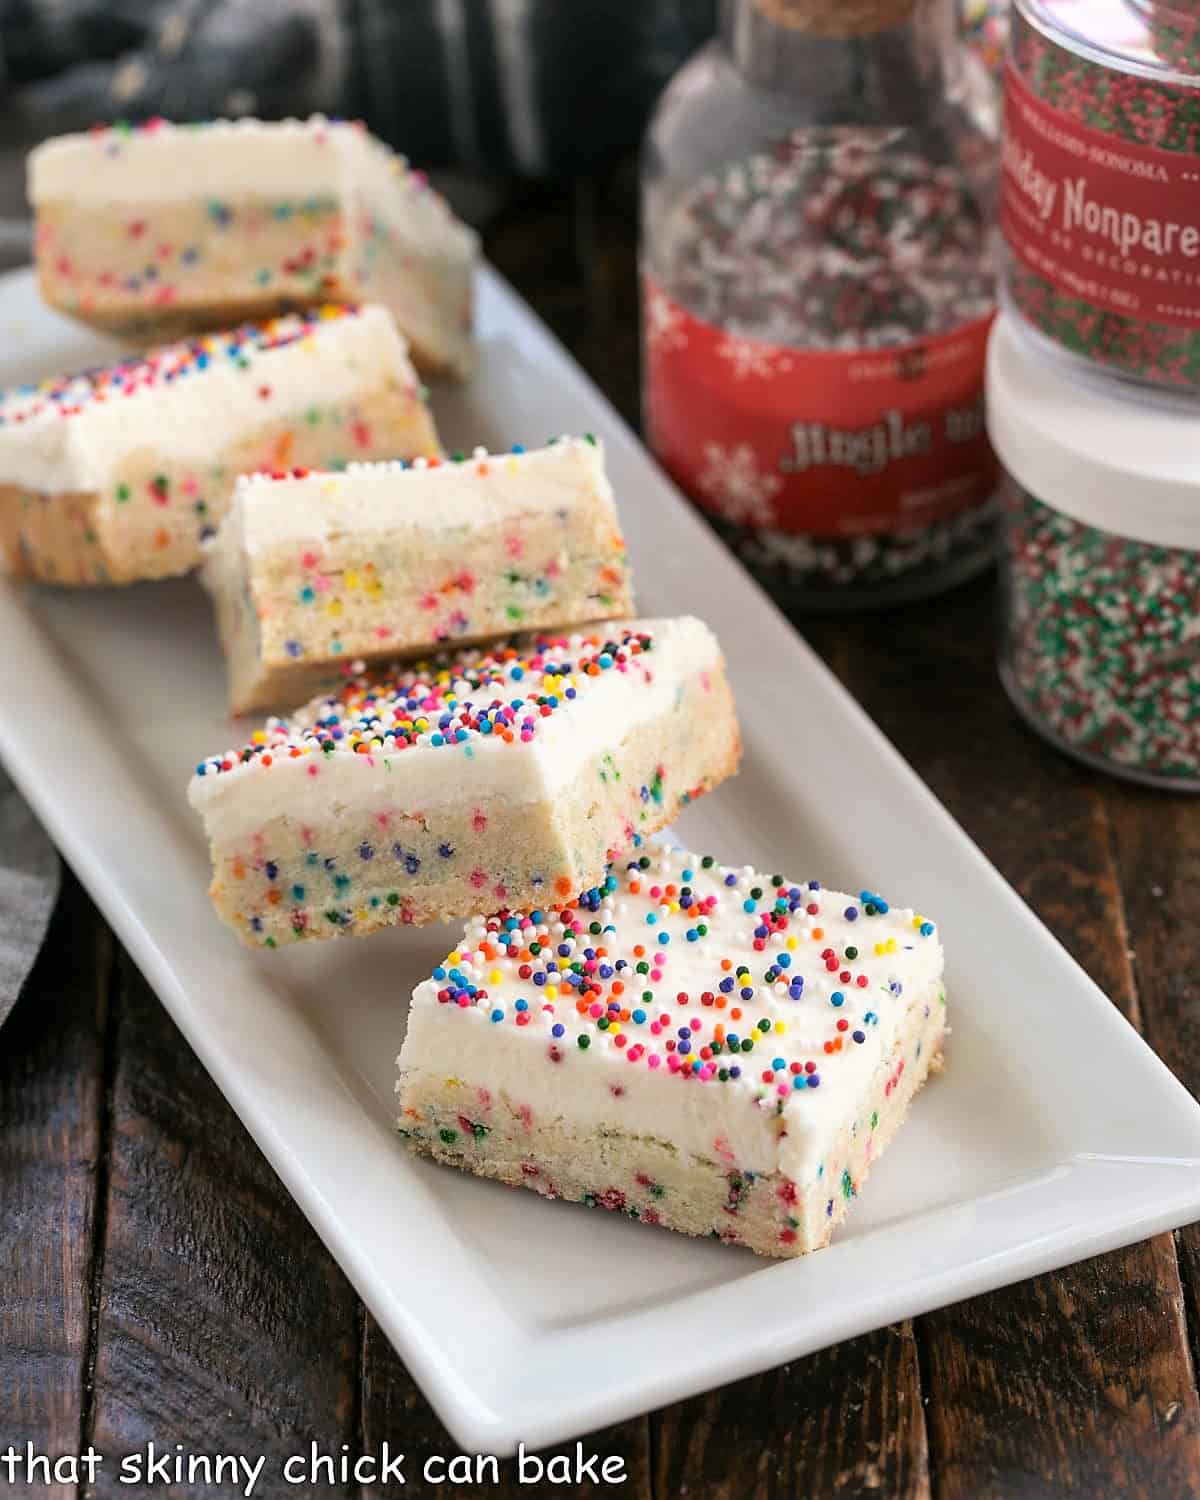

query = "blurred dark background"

[
  {"left": 0, "top": 0, "right": 723, "bottom": 271},
  {"left": 0, "top": 0, "right": 1003, "bottom": 296},
  {"left": 0, "top": 1, "right": 717, "bottom": 190}
]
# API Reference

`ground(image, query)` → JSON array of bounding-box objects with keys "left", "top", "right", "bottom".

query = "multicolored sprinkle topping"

[
  {"left": 194, "top": 627, "right": 656, "bottom": 779},
  {"left": 414, "top": 838, "right": 941, "bottom": 1099},
  {"left": 0, "top": 305, "right": 359, "bottom": 427}
]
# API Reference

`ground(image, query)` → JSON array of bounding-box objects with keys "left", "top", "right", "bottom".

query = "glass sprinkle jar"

[
  {"left": 641, "top": 0, "right": 1002, "bottom": 611},
  {"left": 989, "top": 312, "right": 1200, "bottom": 789},
  {"left": 1002, "top": 0, "right": 1200, "bottom": 397}
]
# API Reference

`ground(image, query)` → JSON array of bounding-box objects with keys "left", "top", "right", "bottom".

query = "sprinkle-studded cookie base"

[
  {"left": 397, "top": 840, "right": 945, "bottom": 1253},
  {"left": 399, "top": 1023, "right": 944, "bottom": 1257}
]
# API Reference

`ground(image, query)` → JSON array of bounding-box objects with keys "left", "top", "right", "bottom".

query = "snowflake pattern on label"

[
  {"left": 697, "top": 442, "right": 782, "bottom": 528},
  {"left": 643, "top": 284, "right": 689, "bottom": 352},
  {"left": 716, "top": 335, "right": 795, "bottom": 381},
  {"left": 643, "top": 276, "right": 996, "bottom": 541}
]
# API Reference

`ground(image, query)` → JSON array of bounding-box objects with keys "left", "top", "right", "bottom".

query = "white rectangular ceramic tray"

[{"left": 2, "top": 265, "right": 1199, "bottom": 1455}]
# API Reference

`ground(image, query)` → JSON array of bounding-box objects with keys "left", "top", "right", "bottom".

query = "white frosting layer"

[
  {"left": 399, "top": 844, "right": 945, "bottom": 1183},
  {"left": 217, "top": 437, "right": 616, "bottom": 557},
  {"left": 29, "top": 118, "right": 470, "bottom": 261},
  {"left": 187, "top": 618, "right": 724, "bottom": 845},
  {"left": 0, "top": 304, "right": 418, "bottom": 495},
  {"left": 29, "top": 118, "right": 350, "bottom": 202}
]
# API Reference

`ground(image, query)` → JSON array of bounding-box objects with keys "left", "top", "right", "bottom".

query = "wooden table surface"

[{"left": 3, "top": 175, "right": 1200, "bottom": 1500}]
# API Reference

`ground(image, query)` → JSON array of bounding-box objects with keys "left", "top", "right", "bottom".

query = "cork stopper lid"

[{"left": 753, "top": 0, "right": 919, "bottom": 35}]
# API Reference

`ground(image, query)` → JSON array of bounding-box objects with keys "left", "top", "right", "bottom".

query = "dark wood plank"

[
  {"left": 484, "top": 166, "right": 642, "bottom": 430},
  {"left": 653, "top": 1326, "right": 929, "bottom": 1499},
  {"left": 1184, "top": 1228, "right": 1200, "bottom": 1461},
  {"left": 360, "top": 1315, "right": 653, "bottom": 1498},
  {"left": 923, "top": 1235, "right": 1199, "bottom": 1500},
  {"left": 1108, "top": 785, "right": 1200, "bottom": 1112},
  {"left": 807, "top": 581, "right": 1200, "bottom": 1500},
  {"left": 804, "top": 583, "right": 1140, "bottom": 1023},
  {"left": 86, "top": 953, "right": 361, "bottom": 1499},
  {"left": 1108, "top": 787, "right": 1200, "bottom": 1408},
  {"left": 0, "top": 877, "right": 109, "bottom": 1499}
]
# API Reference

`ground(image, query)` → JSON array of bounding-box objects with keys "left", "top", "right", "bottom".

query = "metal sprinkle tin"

[{"left": 1003, "top": 0, "right": 1200, "bottom": 396}]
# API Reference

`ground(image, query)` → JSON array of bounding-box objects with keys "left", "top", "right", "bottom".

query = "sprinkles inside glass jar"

[
  {"left": 642, "top": 0, "right": 1001, "bottom": 611},
  {"left": 989, "top": 313, "right": 1200, "bottom": 790}
]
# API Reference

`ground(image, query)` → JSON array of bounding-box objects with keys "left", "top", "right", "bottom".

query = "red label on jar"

[
  {"left": 1002, "top": 63, "right": 1200, "bottom": 329},
  {"left": 642, "top": 279, "right": 996, "bottom": 539}
]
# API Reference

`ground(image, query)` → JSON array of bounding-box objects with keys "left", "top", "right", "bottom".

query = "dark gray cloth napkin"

[{"left": 0, "top": 765, "right": 60, "bottom": 1026}]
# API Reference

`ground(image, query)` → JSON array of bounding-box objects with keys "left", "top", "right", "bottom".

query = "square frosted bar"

[
  {"left": 29, "top": 117, "right": 478, "bottom": 377},
  {"left": 398, "top": 842, "right": 945, "bottom": 1257}
]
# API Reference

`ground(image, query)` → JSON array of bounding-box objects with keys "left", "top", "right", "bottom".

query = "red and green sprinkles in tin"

[
  {"left": 1001, "top": 481, "right": 1200, "bottom": 784},
  {"left": 1006, "top": 1, "right": 1200, "bottom": 392},
  {"left": 1146, "top": 0, "right": 1200, "bottom": 76}
]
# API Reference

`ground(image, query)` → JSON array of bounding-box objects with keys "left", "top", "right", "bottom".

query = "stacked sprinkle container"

[
  {"left": 1003, "top": 0, "right": 1200, "bottom": 396},
  {"left": 641, "top": 0, "right": 1003, "bottom": 609},
  {"left": 995, "top": 0, "right": 1200, "bottom": 789},
  {"left": 989, "top": 313, "right": 1200, "bottom": 789}
]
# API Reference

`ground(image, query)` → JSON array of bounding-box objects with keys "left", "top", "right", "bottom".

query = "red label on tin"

[
  {"left": 642, "top": 279, "right": 996, "bottom": 539},
  {"left": 1002, "top": 63, "right": 1200, "bottom": 329}
]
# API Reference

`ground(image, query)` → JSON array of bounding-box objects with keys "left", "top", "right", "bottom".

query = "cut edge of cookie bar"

[
  {"left": 29, "top": 118, "right": 479, "bottom": 376},
  {"left": 188, "top": 619, "right": 740, "bottom": 944},
  {"left": 0, "top": 484, "right": 118, "bottom": 586},
  {"left": 204, "top": 437, "right": 636, "bottom": 714},
  {"left": 33, "top": 230, "right": 475, "bottom": 379},
  {"left": 398, "top": 996, "right": 944, "bottom": 1257},
  {"left": 0, "top": 305, "right": 441, "bottom": 586}
]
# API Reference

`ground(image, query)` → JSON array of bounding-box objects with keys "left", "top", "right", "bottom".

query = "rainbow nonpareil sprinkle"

[
  {"left": 0, "top": 305, "right": 357, "bottom": 426},
  {"left": 194, "top": 627, "right": 655, "bottom": 780}
]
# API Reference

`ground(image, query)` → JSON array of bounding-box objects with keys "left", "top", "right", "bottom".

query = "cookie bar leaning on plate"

[
  {"left": 203, "top": 436, "right": 634, "bottom": 713},
  {"left": 28, "top": 117, "right": 478, "bottom": 377},
  {"left": 397, "top": 841, "right": 945, "bottom": 1257},
  {"left": 188, "top": 618, "right": 740, "bottom": 945},
  {"left": 0, "top": 304, "right": 440, "bottom": 586}
]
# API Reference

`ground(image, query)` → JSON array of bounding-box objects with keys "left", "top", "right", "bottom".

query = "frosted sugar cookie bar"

[
  {"left": 29, "top": 117, "right": 478, "bottom": 376},
  {"left": 188, "top": 619, "right": 740, "bottom": 945},
  {"left": 204, "top": 437, "right": 634, "bottom": 713},
  {"left": 397, "top": 842, "right": 945, "bottom": 1257},
  {"left": 0, "top": 305, "right": 440, "bottom": 585}
]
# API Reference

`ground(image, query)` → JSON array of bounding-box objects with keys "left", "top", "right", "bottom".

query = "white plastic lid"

[{"left": 986, "top": 313, "right": 1200, "bottom": 550}]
